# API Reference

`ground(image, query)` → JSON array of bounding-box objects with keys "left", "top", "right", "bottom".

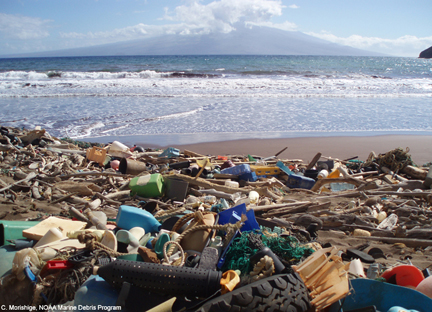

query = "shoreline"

[{"left": 83, "top": 133, "right": 432, "bottom": 166}]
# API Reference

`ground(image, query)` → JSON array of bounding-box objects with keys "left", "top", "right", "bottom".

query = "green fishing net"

[
  {"left": 221, "top": 226, "right": 314, "bottom": 275},
  {"left": 61, "top": 137, "right": 105, "bottom": 149}
]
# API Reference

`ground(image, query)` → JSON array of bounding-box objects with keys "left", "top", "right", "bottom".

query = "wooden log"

[
  {"left": 306, "top": 152, "right": 322, "bottom": 170},
  {"left": 60, "top": 171, "right": 130, "bottom": 179},
  {"left": 165, "top": 173, "right": 251, "bottom": 195},
  {"left": 366, "top": 190, "right": 432, "bottom": 198},
  {"left": 261, "top": 203, "right": 312, "bottom": 218},
  {"left": 356, "top": 236, "right": 432, "bottom": 248},
  {"left": 183, "top": 150, "right": 206, "bottom": 158},
  {"left": 402, "top": 165, "right": 427, "bottom": 180},
  {"left": 250, "top": 201, "right": 310, "bottom": 212},
  {"left": 381, "top": 166, "right": 408, "bottom": 182},
  {"left": 50, "top": 192, "right": 77, "bottom": 204},
  {"left": 104, "top": 190, "right": 131, "bottom": 200},
  {"left": 94, "top": 193, "right": 122, "bottom": 206}
]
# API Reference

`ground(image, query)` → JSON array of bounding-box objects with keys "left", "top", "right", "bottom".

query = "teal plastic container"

[
  {"left": 341, "top": 278, "right": 432, "bottom": 311},
  {"left": 129, "top": 173, "right": 165, "bottom": 198},
  {"left": 74, "top": 275, "right": 118, "bottom": 310},
  {"left": 0, "top": 220, "right": 40, "bottom": 245},
  {"left": 116, "top": 205, "right": 161, "bottom": 233}
]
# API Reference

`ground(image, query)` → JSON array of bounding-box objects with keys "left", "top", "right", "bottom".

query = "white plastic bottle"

[{"left": 377, "top": 213, "right": 398, "bottom": 231}]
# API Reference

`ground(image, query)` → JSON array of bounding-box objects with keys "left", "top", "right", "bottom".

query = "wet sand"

[{"left": 89, "top": 134, "right": 432, "bottom": 166}]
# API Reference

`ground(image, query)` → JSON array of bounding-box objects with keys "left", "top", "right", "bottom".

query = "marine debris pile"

[{"left": 1, "top": 126, "right": 432, "bottom": 311}]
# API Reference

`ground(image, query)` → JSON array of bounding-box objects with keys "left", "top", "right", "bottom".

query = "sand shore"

[
  {"left": 86, "top": 134, "right": 432, "bottom": 166},
  {"left": 172, "top": 135, "right": 432, "bottom": 166}
]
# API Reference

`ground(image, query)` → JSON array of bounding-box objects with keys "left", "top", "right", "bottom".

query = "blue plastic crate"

[
  {"left": 286, "top": 174, "right": 315, "bottom": 190},
  {"left": 238, "top": 171, "right": 257, "bottom": 182},
  {"left": 221, "top": 164, "right": 251, "bottom": 176}
]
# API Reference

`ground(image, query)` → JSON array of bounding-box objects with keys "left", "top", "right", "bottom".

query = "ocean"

[{"left": 1, "top": 55, "right": 431, "bottom": 146}]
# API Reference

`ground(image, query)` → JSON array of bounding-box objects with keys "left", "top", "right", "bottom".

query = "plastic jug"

[
  {"left": 116, "top": 205, "right": 161, "bottom": 233},
  {"left": 129, "top": 173, "right": 165, "bottom": 198}
]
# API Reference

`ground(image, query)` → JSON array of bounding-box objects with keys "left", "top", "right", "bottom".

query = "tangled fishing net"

[
  {"left": 222, "top": 227, "right": 314, "bottom": 276},
  {"left": 374, "top": 147, "right": 415, "bottom": 172}
]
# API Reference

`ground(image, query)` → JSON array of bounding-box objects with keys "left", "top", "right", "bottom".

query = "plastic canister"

[
  {"left": 317, "top": 169, "right": 329, "bottom": 179},
  {"left": 129, "top": 173, "right": 165, "bottom": 198},
  {"left": 116, "top": 205, "right": 161, "bottom": 233}
]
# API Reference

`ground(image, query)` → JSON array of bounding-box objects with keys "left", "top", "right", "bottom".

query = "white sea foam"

[{"left": 1, "top": 73, "right": 431, "bottom": 99}]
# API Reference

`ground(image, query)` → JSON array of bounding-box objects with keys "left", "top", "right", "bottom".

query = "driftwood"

[
  {"left": 0, "top": 172, "right": 37, "bottom": 193},
  {"left": 250, "top": 201, "right": 310, "bottom": 212},
  {"left": 55, "top": 181, "right": 100, "bottom": 196},
  {"left": 261, "top": 203, "right": 312, "bottom": 218},
  {"left": 358, "top": 236, "right": 432, "bottom": 248},
  {"left": 307, "top": 152, "right": 322, "bottom": 170},
  {"left": 402, "top": 165, "right": 427, "bottom": 180}
]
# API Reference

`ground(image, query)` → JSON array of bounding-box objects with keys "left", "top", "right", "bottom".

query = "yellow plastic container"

[
  {"left": 327, "top": 169, "right": 341, "bottom": 178},
  {"left": 86, "top": 146, "right": 107, "bottom": 166},
  {"left": 250, "top": 165, "right": 281, "bottom": 177}
]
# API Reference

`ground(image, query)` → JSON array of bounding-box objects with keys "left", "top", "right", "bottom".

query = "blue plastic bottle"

[{"left": 116, "top": 205, "right": 161, "bottom": 233}]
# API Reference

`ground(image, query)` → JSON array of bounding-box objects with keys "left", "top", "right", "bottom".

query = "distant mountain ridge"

[{"left": 3, "top": 25, "right": 385, "bottom": 58}]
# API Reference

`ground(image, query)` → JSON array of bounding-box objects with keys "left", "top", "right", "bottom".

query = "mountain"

[
  {"left": 4, "top": 25, "right": 384, "bottom": 58},
  {"left": 419, "top": 46, "right": 432, "bottom": 58}
]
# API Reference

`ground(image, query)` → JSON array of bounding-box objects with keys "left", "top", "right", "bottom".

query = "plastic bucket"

[
  {"left": 129, "top": 173, "right": 165, "bottom": 198},
  {"left": 165, "top": 177, "right": 189, "bottom": 202},
  {"left": 119, "top": 158, "right": 147, "bottom": 175}
]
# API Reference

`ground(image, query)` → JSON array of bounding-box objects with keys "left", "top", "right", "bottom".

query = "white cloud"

[
  {"left": 246, "top": 20, "right": 297, "bottom": 31},
  {"left": 306, "top": 31, "right": 432, "bottom": 57},
  {"left": 60, "top": 0, "right": 286, "bottom": 46},
  {"left": 0, "top": 13, "right": 52, "bottom": 40},
  {"left": 288, "top": 4, "right": 299, "bottom": 9}
]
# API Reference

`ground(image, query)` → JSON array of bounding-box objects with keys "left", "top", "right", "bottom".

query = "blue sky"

[{"left": 1, "top": 0, "right": 431, "bottom": 57}]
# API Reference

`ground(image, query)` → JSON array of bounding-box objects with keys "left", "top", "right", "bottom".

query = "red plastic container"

[{"left": 381, "top": 265, "right": 424, "bottom": 288}]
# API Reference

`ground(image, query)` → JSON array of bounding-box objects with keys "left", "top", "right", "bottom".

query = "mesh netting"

[{"left": 222, "top": 227, "right": 313, "bottom": 275}]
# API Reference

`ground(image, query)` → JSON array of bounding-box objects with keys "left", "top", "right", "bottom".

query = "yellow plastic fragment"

[{"left": 220, "top": 270, "right": 240, "bottom": 295}]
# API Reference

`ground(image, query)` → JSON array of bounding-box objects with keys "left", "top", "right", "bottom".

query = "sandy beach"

[{"left": 90, "top": 134, "right": 432, "bottom": 167}]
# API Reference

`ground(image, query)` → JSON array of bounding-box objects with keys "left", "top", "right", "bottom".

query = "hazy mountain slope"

[{"left": 4, "top": 25, "right": 384, "bottom": 57}]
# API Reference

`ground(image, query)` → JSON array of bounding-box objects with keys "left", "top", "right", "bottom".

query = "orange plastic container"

[{"left": 86, "top": 146, "right": 107, "bottom": 166}]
